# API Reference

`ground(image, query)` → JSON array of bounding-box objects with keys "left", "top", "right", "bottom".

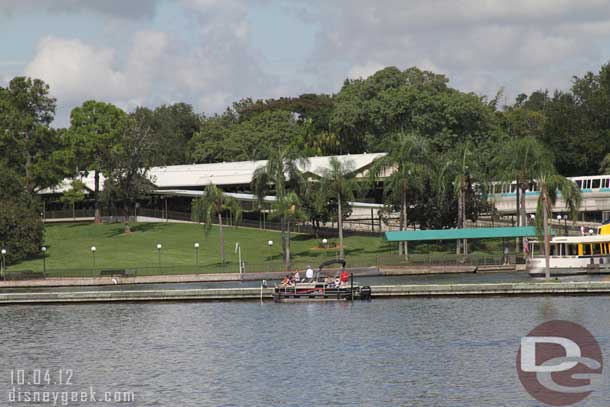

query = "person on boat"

[
  {"left": 293, "top": 270, "right": 301, "bottom": 283},
  {"left": 280, "top": 275, "right": 291, "bottom": 287},
  {"left": 305, "top": 265, "right": 314, "bottom": 282},
  {"left": 340, "top": 270, "right": 349, "bottom": 286}
]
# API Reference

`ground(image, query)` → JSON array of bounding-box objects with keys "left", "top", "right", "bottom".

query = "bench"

[
  {"left": 99, "top": 269, "right": 127, "bottom": 277},
  {"left": 3, "top": 270, "right": 46, "bottom": 281},
  {"left": 99, "top": 269, "right": 137, "bottom": 277}
]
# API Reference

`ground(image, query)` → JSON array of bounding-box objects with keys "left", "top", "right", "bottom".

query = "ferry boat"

[
  {"left": 527, "top": 234, "right": 610, "bottom": 277},
  {"left": 273, "top": 259, "right": 372, "bottom": 302}
]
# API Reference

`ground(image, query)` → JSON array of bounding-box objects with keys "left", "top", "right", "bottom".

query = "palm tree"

[
  {"left": 191, "top": 183, "right": 242, "bottom": 263},
  {"left": 252, "top": 147, "right": 308, "bottom": 266},
  {"left": 269, "top": 192, "right": 305, "bottom": 267},
  {"left": 535, "top": 173, "right": 581, "bottom": 279},
  {"left": 369, "top": 133, "right": 431, "bottom": 260},
  {"left": 494, "top": 137, "right": 554, "bottom": 234},
  {"left": 319, "top": 156, "right": 357, "bottom": 259},
  {"left": 438, "top": 143, "right": 487, "bottom": 256}
]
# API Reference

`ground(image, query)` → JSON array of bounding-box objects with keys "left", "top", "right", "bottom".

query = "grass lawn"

[
  {"left": 8, "top": 222, "right": 510, "bottom": 278},
  {"left": 9, "top": 222, "right": 392, "bottom": 276}
]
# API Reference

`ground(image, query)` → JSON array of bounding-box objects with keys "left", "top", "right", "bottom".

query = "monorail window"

[
  {"left": 576, "top": 180, "right": 582, "bottom": 188},
  {"left": 510, "top": 184, "right": 516, "bottom": 193},
  {"left": 603, "top": 179, "right": 610, "bottom": 188},
  {"left": 592, "top": 179, "right": 600, "bottom": 189}
]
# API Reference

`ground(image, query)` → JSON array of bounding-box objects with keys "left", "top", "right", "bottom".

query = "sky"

[{"left": 2, "top": 0, "right": 610, "bottom": 127}]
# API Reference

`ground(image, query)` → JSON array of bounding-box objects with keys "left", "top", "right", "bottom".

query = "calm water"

[{"left": 0, "top": 297, "right": 609, "bottom": 406}]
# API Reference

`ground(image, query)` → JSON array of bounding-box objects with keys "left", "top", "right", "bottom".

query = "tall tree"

[
  {"left": 0, "top": 77, "right": 68, "bottom": 193},
  {"left": 191, "top": 184, "right": 242, "bottom": 263},
  {"left": 535, "top": 173, "right": 581, "bottom": 279},
  {"left": 102, "top": 110, "right": 157, "bottom": 233},
  {"left": 68, "top": 100, "right": 126, "bottom": 223},
  {"left": 493, "top": 137, "right": 555, "bottom": 239},
  {"left": 369, "top": 133, "right": 431, "bottom": 259},
  {"left": 252, "top": 147, "right": 308, "bottom": 266},
  {"left": 319, "top": 157, "right": 357, "bottom": 259}
]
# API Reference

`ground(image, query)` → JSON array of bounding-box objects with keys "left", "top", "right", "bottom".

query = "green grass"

[
  {"left": 8, "top": 222, "right": 512, "bottom": 277},
  {"left": 9, "top": 222, "right": 392, "bottom": 276}
]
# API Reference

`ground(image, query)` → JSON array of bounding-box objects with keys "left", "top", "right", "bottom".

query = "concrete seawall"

[
  {"left": 1, "top": 281, "right": 610, "bottom": 305},
  {"left": 0, "top": 266, "right": 486, "bottom": 289}
]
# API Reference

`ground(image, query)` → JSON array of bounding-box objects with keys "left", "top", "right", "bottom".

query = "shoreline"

[
  {"left": 0, "top": 264, "right": 521, "bottom": 288},
  {"left": 0, "top": 280, "right": 609, "bottom": 305}
]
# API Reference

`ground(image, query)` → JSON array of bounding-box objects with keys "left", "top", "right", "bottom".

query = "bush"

[{"left": 0, "top": 199, "right": 44, "bottom": 265}]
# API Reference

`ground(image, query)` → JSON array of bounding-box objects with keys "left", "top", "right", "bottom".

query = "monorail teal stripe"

[
  {"left": 525, "top": 191, "right": 540, "bottom": 196},
  {"left": 384, "top": 226, "right": 539, "bottom": 242},
  {"left": 601, "top": 188, "right": 610, "bottom": 192},
  {"left": 581, "top": 188, "right": 593, "bottom": 192}
]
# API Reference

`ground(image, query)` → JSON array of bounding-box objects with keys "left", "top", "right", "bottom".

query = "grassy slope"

[{"left": 11, "top": 222, "right": 390, "bottom": 275}]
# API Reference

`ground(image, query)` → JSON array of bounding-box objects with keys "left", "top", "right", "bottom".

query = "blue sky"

[{"left": 2, "top": 0, "right": 610, "bottom": 127}]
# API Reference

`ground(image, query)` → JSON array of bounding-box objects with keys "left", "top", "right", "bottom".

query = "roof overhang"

[{"left": 384, "top": 226, "right": 540, "bottom": 242}]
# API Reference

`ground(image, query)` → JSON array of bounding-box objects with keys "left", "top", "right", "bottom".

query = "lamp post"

[
  {"left": 562, "top": 214, "right": 568, "bottom": 235},
  {"left": 322, "top": 238, "right": 328, "bottom": 249},
  {"left": 1, "top": 248, "right": 6, "bottom": 277},
  {"left": 530, "top": 214, "right": 535, "bottom": 225},
  {"left": 41, "top": 246, "right": 47, "bottom": 275},
  {"left": 589, "top": 229, "right": 594, "bottom": 236},
  {"left": 90, "top": 246, "right": 96, "bottom": 267},
  {"left": 235, "top": 242, "right": 243, "bottom": 274},
  {"left": 156, "top": 243, "right": 162, "bottom": 268},
  {"left": 194, "top": 242, "right": 200, "bottom": 265},
  {"left": 267, "top": 240, "right": 273, "bottom": 271}
]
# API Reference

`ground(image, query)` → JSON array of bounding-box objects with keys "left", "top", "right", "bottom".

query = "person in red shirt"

[{"left": 340, "top": 270, "right": 349, "bottom": 285}]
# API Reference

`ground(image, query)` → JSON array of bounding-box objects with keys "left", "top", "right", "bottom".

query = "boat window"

[
  {"left": 568, "top": 244, "right": 578, "bottom": 256},
  {"left": 582, "top": 244, "right": 591, "bottom": 256},
  {"left": 592, "top": 179, "right": 600, "bottom": 189},
  {"left": 594, "top": 244, "right": 602, "bottom": 255}
]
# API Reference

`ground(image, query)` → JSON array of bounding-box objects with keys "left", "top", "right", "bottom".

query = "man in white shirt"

[{"left": 305, "top": 265, "right": 314, "bottom": 282}]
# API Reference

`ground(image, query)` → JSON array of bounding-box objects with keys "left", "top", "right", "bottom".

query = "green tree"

[
  {"left": 0, "top": 77, "right": 69, "bottom": 193},
  {"left": 535, "top": 173, "right": 581, "bottom": 278},
  {"left": 369, "top": 133, "right": 430, "bottom": 259},
  {"left": 0, "top": 162, "right": 43, "bottom": 265},
  {"left": 102, "top": 110, "right": 157, "bottom": 233},
  {"left": 60, "top": 179, "right": 86, "bottom": 220},
  {"left": 191, "top": 184, "right": 242, "bottom": 263},
  {"left": 68, "top": 100, "right": 126, "bottom": 223},
  {"left": 252, "top": 147, "right": 308, "bottom": 266},
  {"left": 319, "top": 157, "right": 357, "bottom": 259},
  {"left": 493, "top": 137, "right": 555, "bottom": 239},
  {"left": 269, "top": 192, "right": 305, "bottom": 266}
]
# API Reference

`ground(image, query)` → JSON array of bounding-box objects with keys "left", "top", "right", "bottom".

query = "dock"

[{"left": 1, "top": 280, "right": 610, "bottom": 304}]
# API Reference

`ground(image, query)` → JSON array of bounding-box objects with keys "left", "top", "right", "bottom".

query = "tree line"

[{"left": 2, "top": 63, "right": 610, "bottom": 268}]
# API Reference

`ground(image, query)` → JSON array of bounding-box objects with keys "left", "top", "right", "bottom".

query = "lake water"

[{"left": 0, "top": 297, "right": 609, "bottom": 406}]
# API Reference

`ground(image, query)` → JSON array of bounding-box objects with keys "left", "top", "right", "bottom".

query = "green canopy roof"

[{"left": 384, "top": 226, "right": 539, "bottom": 242}]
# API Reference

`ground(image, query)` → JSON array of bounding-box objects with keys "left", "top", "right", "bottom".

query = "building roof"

[
  {"left": 41, "top": 152, "right": 386, "bottom": 195},
  {"left": 384, "top": 227, "right": 539, "bottom": 242}
]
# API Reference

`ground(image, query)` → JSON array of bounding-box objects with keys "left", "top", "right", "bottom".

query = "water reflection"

[{"left": 0, "top": 298, "right": 608, "bottom": 406}]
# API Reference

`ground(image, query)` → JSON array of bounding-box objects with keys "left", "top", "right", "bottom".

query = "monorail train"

[{"left": 488, "top": 175, "right": 610, "bottom": 222}]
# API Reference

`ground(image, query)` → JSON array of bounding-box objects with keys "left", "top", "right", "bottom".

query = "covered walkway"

[{"left": 384, "top": 226, "right": 539, "bottom": 242}]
